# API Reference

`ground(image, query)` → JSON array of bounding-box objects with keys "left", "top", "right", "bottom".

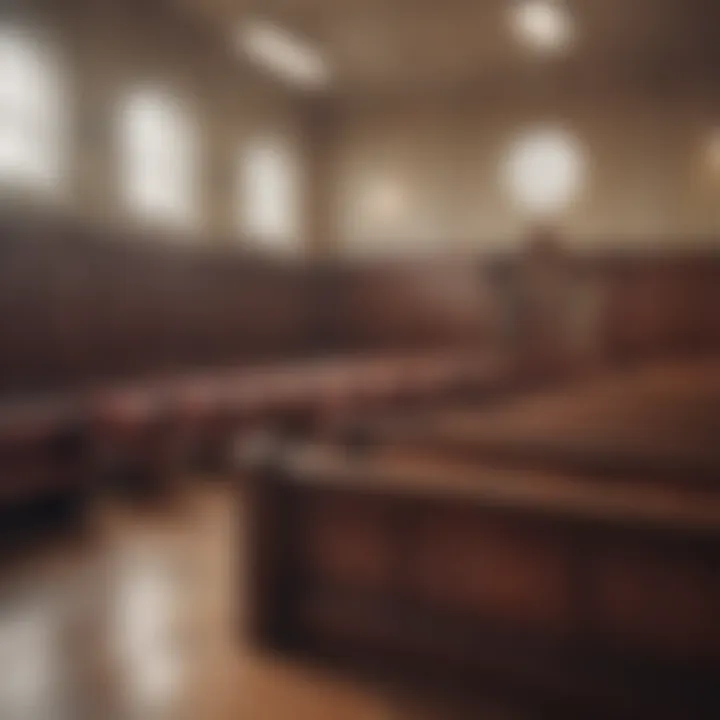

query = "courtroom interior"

[{"left": 0, "top": 0, "right": 719, "bottom": 718}]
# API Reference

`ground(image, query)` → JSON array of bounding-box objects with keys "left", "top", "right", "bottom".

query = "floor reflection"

[{"left": 0, "top": 482, "right": 522, "bottom": 720}]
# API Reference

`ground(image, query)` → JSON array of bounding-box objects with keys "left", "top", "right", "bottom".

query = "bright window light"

[
  {"left": 0, "top": 27, "right": 64, "bottom": 190},
  {"left": 240, "top": 139, "right": 299, "bottom": 251},
  {"left": 119, "top": 89, "right": 200, "bottom": 230},
  {"left": 511, "top": 1, "right": 573, "bottom": 52},
  {"left": 503, "top": 128, "right": 585, "bottom": 216},
  {"left": 237, "top": 21, "right": 329, "bottom": 90}
]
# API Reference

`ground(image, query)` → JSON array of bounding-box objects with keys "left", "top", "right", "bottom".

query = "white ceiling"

[{"left": 174, "top": 0, "right": 720, "bottom": 97}]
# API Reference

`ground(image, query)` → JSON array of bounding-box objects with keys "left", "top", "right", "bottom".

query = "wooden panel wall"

[
  {"left": 0, "top": 217, "right": 315, "bottom": 397},
  {"left": 314, "top": 250, "right": 720, "bottom": 363},
  {"left": 597, "top": 254, "right": 720, "bottom": 359},
  {"left": 1, "top": 214, "right": 719, "bottom": 399},
  {"left": 480, "top": 249, "right": 720, "bottom": 366},
  {"left": 313, "top": 257, "right": 499, "bottom": 352}
]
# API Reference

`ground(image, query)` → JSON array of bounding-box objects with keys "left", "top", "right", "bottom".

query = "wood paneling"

[
  {"left": 313, "top": 258, "right": 500, "bottom": 352},
  {"left": 244, "top": 446, "right": 720, "bottom": 716},
  {"left": 0, "top": 217, "right": 315, "bottom": 397},
  {"left": 598, "top": 254, "right": 720, "bottom": 359},
  {"left": 1, "top": 214, "right": 720, "bottom": 400}
]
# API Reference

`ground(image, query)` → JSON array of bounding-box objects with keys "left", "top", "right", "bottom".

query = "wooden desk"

[
  {"left": 363, "top": 359, "right": 720, "bottom": 489},
  {"left": 243, "top": 444, "right": 720, "bottom": 718}
]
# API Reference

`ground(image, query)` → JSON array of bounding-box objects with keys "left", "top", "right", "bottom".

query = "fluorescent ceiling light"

[
  {"left": 512, "top": 1, "right": 572, "bottom": 52},
  {"left": 238, "top": 21, "right": 330, "bottom": 89}
]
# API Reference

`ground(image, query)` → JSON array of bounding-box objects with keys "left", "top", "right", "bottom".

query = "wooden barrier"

[{"left": 243, "top": 445, "right": 720, "bottom": 718}]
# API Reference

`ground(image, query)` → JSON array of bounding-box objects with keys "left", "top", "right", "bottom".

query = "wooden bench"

[
  {"left": 0, "top": 350, "right": 510, "bottom": 507},
  {"left": 0, "top": 398, "right": 89, "bottom": 524},
  {"left": 83, "top": 350, "right": 515, "bottom": 486}
]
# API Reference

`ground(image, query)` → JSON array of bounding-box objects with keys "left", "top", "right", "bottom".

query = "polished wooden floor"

[{"left": 0, "top": 480, "right": 525, "bottom": 720}]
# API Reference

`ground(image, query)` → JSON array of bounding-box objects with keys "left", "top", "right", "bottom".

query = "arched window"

[
  {"left": 0, "top": 27, "right": 64, "bottom": 189},
  {"left": 120, "top": 89, "right": 199, "bottom": 230},
  {"left": 239, "top": 138, "right": 299, "bottom": 251}
]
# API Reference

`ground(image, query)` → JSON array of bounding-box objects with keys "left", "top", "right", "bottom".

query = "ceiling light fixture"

[
  {"left": 503, "top": 128, "right": 586, "bottom": 216},
  {"left": 237, "top": 21, "right": 330, "bottom": 90},
  {"left": 511, "top": 1, "right": 573, "bottom": 53}
]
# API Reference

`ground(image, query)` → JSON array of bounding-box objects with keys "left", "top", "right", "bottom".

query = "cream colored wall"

[
  {"left": 6, "top": 1, "right": 720, "bottom": 256},
  {"left": 1, "top": 0, "right": 309, "bottom": 247},
  {"left": 328, "top": 93, "right": 720, "bottom": 254}
]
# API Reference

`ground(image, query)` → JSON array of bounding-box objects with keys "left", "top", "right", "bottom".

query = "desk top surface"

[
  {"left": 249, "top": 359, "right": 720, "bottom": 537},
  {"left": 375, "top": 359, "right": 720, "bottom": 477},
  {"left": 272, "top": 442, "right": 720, "bottom": 540}
]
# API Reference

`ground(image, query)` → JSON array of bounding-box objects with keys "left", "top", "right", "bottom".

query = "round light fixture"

[
  {"left": 503, "top": 128, "right": 586, "bottom": 216},
  {"left": 511, "top": 1, "right": 573, "bottom": 52}
]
